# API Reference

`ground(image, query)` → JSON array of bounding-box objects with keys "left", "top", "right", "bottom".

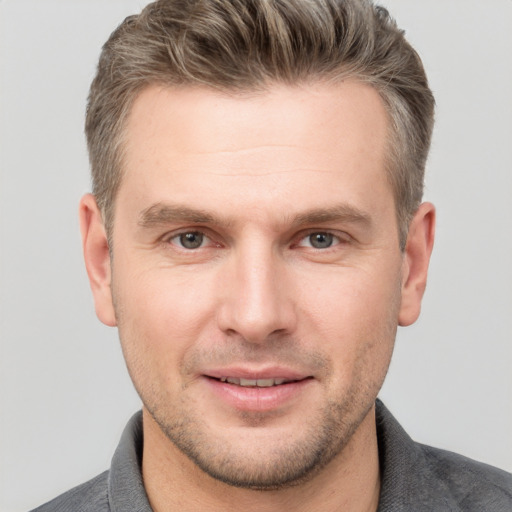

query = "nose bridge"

[{"left": 217, "top": 236, "right": 295, "bottom": 342}]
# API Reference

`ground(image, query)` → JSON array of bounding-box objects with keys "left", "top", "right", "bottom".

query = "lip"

[
  {"left": 204, "top": 366, "right": 310, "bottom": 381},
  {"left": 201, "top": 366, "right": 314, "bottom": 413}
]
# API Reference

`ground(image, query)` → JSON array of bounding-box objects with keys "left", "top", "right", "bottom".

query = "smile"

[
  {"left": 199, "top": 370, "right": 317, "bottom": 413},
  {"left": 218, "top": 377, "right": 292, "bottom": 387}
]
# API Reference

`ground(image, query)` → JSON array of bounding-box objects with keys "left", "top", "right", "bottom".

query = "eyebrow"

[
  {"left": 138, "top": 203, "right": 220, "bottom": 228},
  {"left": 290, "top": 205, "right": 372, "bottom": 228},
  {"left": 138, "top": 202, "right": 371, "bottom": 229}
]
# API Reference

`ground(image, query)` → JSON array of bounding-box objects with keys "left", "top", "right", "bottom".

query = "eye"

[
  {"left": 171, "top": 231, "right": 207, "bottom": 249},
  {"left": 298, "top": 232, "right": 338, "bottom": 249}
]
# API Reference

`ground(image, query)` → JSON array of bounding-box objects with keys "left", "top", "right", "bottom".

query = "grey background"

[{"left": 1, "top": 1, "right": 511, "bottom": 511}]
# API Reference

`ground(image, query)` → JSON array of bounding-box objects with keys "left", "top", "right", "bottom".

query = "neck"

[{"left": 142, "top": 406, "right": 381, "bottom": 512}]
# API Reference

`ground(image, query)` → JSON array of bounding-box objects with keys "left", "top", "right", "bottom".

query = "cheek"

[
  {"left": 299, "top": 266, "right": 400, "bottom": 378},
  {"left": 115, "top": 264, "right": 216, "bottom": 329},
  {"left": 112, "top": 268, "right": 217, "bottom": 382},
  {"left": 301, "top": 264, "right": 401, "bottom": 329}
]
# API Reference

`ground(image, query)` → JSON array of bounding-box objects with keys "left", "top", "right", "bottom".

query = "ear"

[
  {"left": 79, "top": 193, "right": 117, "bottom": 327},
  {"left": 398, "top": 202, "right": 436, "bottom": 326}
]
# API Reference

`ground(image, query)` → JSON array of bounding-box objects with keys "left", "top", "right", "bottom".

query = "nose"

[{"left": 216, "top": 240, "right": 297, "bottom": 344}]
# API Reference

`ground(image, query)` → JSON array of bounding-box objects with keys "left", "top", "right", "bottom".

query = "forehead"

[
  {"left": 118, "top": 81, "right": 393, "bottom": 227},
  {"left": 124, "top": 81, "right": 388, "bottom": 167}
]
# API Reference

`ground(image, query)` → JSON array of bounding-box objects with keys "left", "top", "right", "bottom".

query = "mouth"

[
  {"left": 200, "top": 367, "right": 316, "bottom": 413},
  {"left": 203, "top": 374, "right": 313, "bottom": 412},
  {"left": 216, "top": 377, "right": 298, "bottom": 388},
  {"left": 202, "top": 371, "right": 315, "bottom": 413}
]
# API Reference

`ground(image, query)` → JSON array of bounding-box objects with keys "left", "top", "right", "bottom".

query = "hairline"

[{"left": 100, "top": 75, "right": 411, "bottom": 251}]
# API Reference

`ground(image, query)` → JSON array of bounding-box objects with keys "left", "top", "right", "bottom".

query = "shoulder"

[
  {"left": 29, "top": 471, "right": 110, "bottom": 512},
  {"left": 417, "top": 443, "right": 512, "bottom": 510},
  {"left": 375, "top": 400, "right": 512, "bottom": 511}
]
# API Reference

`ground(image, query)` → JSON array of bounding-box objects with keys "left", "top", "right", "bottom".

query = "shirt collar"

[
  {"left": 108, "top": 411, "right": 152, "bottom": 512},
  {"left": 375, "top": 399, "right": 459, "bottom": 511}
]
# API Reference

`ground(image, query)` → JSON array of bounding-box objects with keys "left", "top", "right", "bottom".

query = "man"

[{"left": 32, "top": 0, "right": 512, "bottom": 511}]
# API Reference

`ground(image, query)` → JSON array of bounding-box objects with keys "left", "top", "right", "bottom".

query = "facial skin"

[{"left": 81, "top": 81, "right": 434, "bottom": 512}]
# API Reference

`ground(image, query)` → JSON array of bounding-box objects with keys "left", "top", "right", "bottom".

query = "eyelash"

[
  {"left": 166, "top": 230, "right": 216, "bottom": 250},
  {"left": 164, "top": 229, "right": 349, "bottom": 251},
  {"left": 295, "top": 231, "right": 344, "bottom": 250}
]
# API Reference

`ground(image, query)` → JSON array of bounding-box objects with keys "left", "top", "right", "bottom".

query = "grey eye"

[
  {"left": 309, "top": 232, "right": 334, "bottom": 249},
  {"left": 179, "top": 232, "right": 204, "bottom": 249}
]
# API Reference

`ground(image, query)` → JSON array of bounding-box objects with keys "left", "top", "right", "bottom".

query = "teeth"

[
  {"left": 219, "top": 377, "right": 289, "bottom": 387},
  {"left": 240, "top": 378, "right": 258, "bottom": 386}
]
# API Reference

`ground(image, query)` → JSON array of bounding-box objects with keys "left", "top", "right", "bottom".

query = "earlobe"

[
  {"left": 79, "top": 193, "right": 117, "bottom": 327},
  {"left": 398, "top": 202, "right": 436, "bottom": 327}
]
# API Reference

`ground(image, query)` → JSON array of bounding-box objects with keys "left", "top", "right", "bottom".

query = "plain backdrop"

[{"left": 1, "top": 1, "right": 511, "bottom": 511}]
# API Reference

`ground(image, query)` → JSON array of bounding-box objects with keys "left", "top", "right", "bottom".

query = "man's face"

[{"left": 102, "top": 82, "right": 407, "bottom": 488}]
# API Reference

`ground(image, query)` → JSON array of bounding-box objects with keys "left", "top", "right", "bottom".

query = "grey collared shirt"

[{"left": 31, "top": 401, "right": 512, "bottom": 511}]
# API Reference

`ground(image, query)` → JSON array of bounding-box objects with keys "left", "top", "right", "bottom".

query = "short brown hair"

[{"left": 86, "top": 0, "right": 434, "bottom": 248}]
